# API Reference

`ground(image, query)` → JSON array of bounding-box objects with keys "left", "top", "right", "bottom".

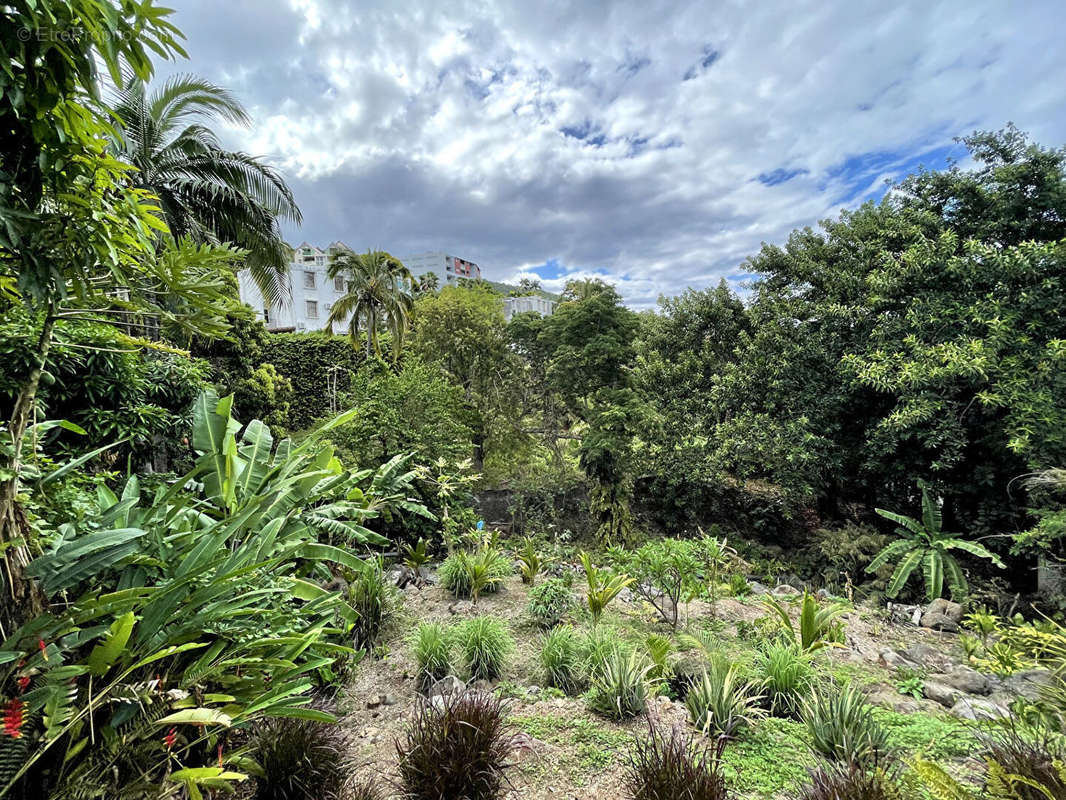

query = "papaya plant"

[{"left": 866, "top": 486, "right": 1005, "bottom": 601}]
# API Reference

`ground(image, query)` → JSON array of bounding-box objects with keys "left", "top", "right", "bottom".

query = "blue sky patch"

[{"left": 758, "top": 167, "right": 808, "bottom": 186}]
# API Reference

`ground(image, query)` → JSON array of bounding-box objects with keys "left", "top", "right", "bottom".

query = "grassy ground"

[{"left": 339, "top": 570, "right": 987, "bottom": 799}]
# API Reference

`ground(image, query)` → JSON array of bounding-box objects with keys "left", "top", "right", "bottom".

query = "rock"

[
  {"left": 772, "top": 584, "right": 801, "bottom": 597},
  {"left": 618, "top": 588, "right": 635, "bottom": 603},
  {"left": 920, "top": 612, "right": 960, "bottom": 633},
  {"left": 512, "top": 732, "right": 544, "bottom": 764},
  {"left": 886, "top": 602, "right": 922, "bottom": 626},
  {"left": 922, "top": 680, "right": 962, "bottom": 708},
  {"left": 878, "top": 649, "right": 920, "bottom": 671},
  {"left": 923, "top": 598, "right": 965, "bottom": 624},
  {"left": 748, "top": 581, "right": 768, "bottom": 596},
  {"left": 428, "top": 675, "right": 466, "bottom": 698},
  {"left": 470, "top": 679, "right": 493, "bottom": 694},
  {"left": 816, "top": 588, "right": 832, "bottom": 601},
  {"left": 864, "top": 683, "right": 925, "bottom": 713},
  {"left": 949, "top": 697, "right": 1010, "bottom": 721},
  {"left": 938, "top": 665, "right": 991, "bottom": 696},
  {"left": 1003, "top": 669, "right": 1054, "bottom": 702},
  {"left": 902, "top": 642, "right": 954, "bottom": 672},
  {"left": 782, "top": 573, "right": 806, "bottom": 591},
  {"left": 448, "top": 601, "right": 473, "bottom": 615}
]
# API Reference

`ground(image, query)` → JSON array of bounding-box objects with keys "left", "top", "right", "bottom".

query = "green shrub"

[
  {"left": 540, "top": 625, "right": 585, "bottom": 694},
  {"left": 608, "top": 538, "right": 705, "bottom": 627},
  {"left": 588, "top": 648, "right": 651, "bottom": 720},
  {"left": 757, "top": 642, "right": 814, "bottom": 717},
  {"left": 457, "top": 617, "right": 514, "bottom": 681},
  {"left": 625, "top": 723, "right": 733, "bottom": 800},
  {"left": 685, "top": 655, "right": 764, "bottom": 739},
  {"left": 397, "top": 691, "right": 516, "bottom": 800},
  {"left": 728, "top": 573, "right": 752, "bottom": 598},
  {"left": 527, "top": 577, "right": 573, "bottom": 628},
  {"left": 412, "top": 622, "right": 453, "bottom": 691},
  {"left": 801, "top": 684, "right": 891, "bottom": 766},
  {"left": 249, "top": 716, "right": 354, "bottom": 800},
  {"left": 439, "top": 546, "right": 512, "bottom": 600},
  {"left": 585, "top": 626, "right": 624, "bottom": 674}
]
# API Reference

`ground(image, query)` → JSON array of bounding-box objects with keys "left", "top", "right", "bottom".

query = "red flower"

[
  {"left": 163, "top": 727, "right": 177, "bottom": 750},
  {"left": 15, "top": 676, "right": 29, "bottom": 694},
  {"left": 37, "top": 640, "right": 48, "bottom": 662},
  {"left": 3, "top": 699, "right": 24, "bottom": 738}
]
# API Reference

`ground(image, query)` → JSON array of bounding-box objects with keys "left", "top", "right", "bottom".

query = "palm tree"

[
  {"left": 327, "top": 250, "right": 414, "bottom": 358},
  {"left": 110, "top": 75, "right": 301, "bottom": 305}
]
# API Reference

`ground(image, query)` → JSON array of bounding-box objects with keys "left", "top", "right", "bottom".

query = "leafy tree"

[
  {"left": 540, "top": 280, "right": 641, "bottom": 541},
  {"left": 867, "top": 486, "right": 1005, "bottom": 601},
  {"left": 110, "top": 75, "right": 302, "bottom": 304},
  {"left": 327, "top": 250, "right": 413, "bottom": 358},
  {"left": 415, "top": 270, "right": 439, "bottom": 297},
  {"left": 327, "top": 358, "right": 475, "bottom": 469}
]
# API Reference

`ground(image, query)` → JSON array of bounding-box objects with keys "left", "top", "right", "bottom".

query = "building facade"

[
  {"left": 502, "top": 294, "right": 556, "bottom": 321},
  {"left": 238, "top": 241, "right": 354, "bottom": 332},
  {"left": 238, "top": 244, "right": 555, "bottom": 332},
  {"left": 402, "top": 252, "right": 482, "bottom": 288}
]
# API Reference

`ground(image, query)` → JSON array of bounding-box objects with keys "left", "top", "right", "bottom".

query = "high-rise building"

[{"left": 402, "top": 252, "right": 482, "bottom": 288}]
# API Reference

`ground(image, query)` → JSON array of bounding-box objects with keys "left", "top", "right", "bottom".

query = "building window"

[
  {"left": 334, "top": 275, "right": 346, "bottom": 292},
  {"left": 263, "top": 307, "right": 270, "bottom": 324},
  {"left": 316, "top": 256, "right": 325, "bottom": 265},
  {"left": 303, "top": 271, "right": 316, "bottom": 289},
  {"left": 306, "top": 300, "right": 318, "bottom": 318}
]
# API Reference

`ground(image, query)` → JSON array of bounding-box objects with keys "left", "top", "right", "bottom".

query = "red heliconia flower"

[
  {"left": 163, "top": 727, "right": 178, "bottom": 750},
  {"left": 3, "top": 699, "right": 24, "bottom": 738},
  {"left": 37, "top": 640, "right": 48, "bottom": 662},
  {"left": 15, "top": 676, "right": 29, "bottom": 694}
]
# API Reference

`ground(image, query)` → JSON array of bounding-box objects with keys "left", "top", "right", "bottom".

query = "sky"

[{"left": 158, "top": 0, "right": 1066, "bottom": 307}]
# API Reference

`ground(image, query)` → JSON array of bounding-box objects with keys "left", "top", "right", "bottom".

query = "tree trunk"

[{"left": 0, "top": 311, "right": 56, "bottom": 635}]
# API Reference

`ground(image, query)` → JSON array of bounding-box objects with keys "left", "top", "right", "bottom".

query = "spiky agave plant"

[{"left": 866, "top": 485, "right": 1005, "bottom": 601}]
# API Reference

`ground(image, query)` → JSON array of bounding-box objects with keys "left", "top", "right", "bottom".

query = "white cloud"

[{"left": 159, "top": 0, "right": 1065, "bottom": 307}]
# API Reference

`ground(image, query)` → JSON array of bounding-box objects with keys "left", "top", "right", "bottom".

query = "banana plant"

[
  {"left": 0, "top": 391, "right": 409, "bottom": 798},
  {"left": 866, "top": 486, "right": 1005, "bottom": 601}
]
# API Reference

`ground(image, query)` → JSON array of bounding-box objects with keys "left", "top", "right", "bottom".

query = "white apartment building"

[
  {"left": 502, "top": 294, "right": 556, "bottom": 321},
  {"left": 238, "top": 243, "right": 555, "bottom": 332},
  {"left": 402, "top": 252, "right": 482, "bottom": 287},
  {"left": 238, "top": 241, "right": 354, "bottom": 332}
]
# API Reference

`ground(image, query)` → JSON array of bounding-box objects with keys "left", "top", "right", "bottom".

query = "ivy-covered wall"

[{"left": 261, "top": 332, "right": 366, "bottom": 429}]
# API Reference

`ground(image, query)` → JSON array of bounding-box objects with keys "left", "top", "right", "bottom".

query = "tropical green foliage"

[
  {"left": 412, "top": 622, "right": 453, "bottom": 691},
  {"left": 439, "top": 543, "right": 512, "bottom": 602},
  {"left": 763, "top": 592, "right": 847, "bottom": 652},
  {"left": 757, "top": 642, "right": 816, "bottom": 717},
  {"left": 110, "top": 75, "right": 301, "bottom": 305},
  {"left": 0, "top": 391, "right": 398, "bottom": 797},
  {"left": 580, "top": 552, "right": 634, "bottom": 625},
  {"left": 540, "top": 625, "right": 585, "bottom": 694},
  {"left": 868, "top": 487, "right": 1005, "bottom": 600},
  {"left": 587, "top": 648, "right": 651, "bottom": 720},
  {"left": 685, "top": 655, "right": 765, "bottom": 739},
  {"left": 328, "top": 250, "right": 414, "bottom": 358},
  {"left": 802, "top": 684, "right": 891, "bottom": 766},
  {"left": 609, "top": 538, "right": 705, "bottom": 628}
]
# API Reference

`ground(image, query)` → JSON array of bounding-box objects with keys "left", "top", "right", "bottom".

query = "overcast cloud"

[{"left": 159, "top": 0, "right": 1066, "bottom": 306}]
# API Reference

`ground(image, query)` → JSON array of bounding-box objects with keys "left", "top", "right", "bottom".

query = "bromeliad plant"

[
  {"left": 763, "top": 592, "right": 847, "bottom": 653},
  {"left": 866, "top": 485, "right": 1005, "bottom": 601},
  {"left": 0, "top": 391, "right": 404, "bottom": 799}
]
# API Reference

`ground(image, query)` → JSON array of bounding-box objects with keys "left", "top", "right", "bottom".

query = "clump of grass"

[
  {"left": 439, "top": 546, "right": 512, "bottom": 600},
  {"left": 248, "top": 715, "right": 354, "bottom": 800},
  {"left": 685, "top": 655, "right": 765, "bottom": 739},
  {"left": 797, "top": 762, "right": 899, "bottom": 800},
  {"left": 396, "top": 691, "right": 516, "bottom": 800},
  {"left": 540, "top": 625, "right": 585, "bottom": 694},
  {"left": 757, "top": 641, "right": 814, "bottom": 717},
  {"left": 412, "top": 622, "right": 453, "bottom": 692},
  {"left": 801, "top": 684, "right": 891, "bottom": 766},
  {"left": 527, "top": 577, "right": 573, "bottom": 628},
  {"left": 979, "top": 723, "right": 1066, "bottom": 800},
  {"left": 625, "top": 723, "right": 734, "bottom": 800},
  {"left": 456, "top": 617, "right": 514, "bottom": 681},
  {"left": 588, "top": 648, "right": 651, "bottom": 720},
  {"left": 349, "top": 557, "right": 390, "bottom": 651}
]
